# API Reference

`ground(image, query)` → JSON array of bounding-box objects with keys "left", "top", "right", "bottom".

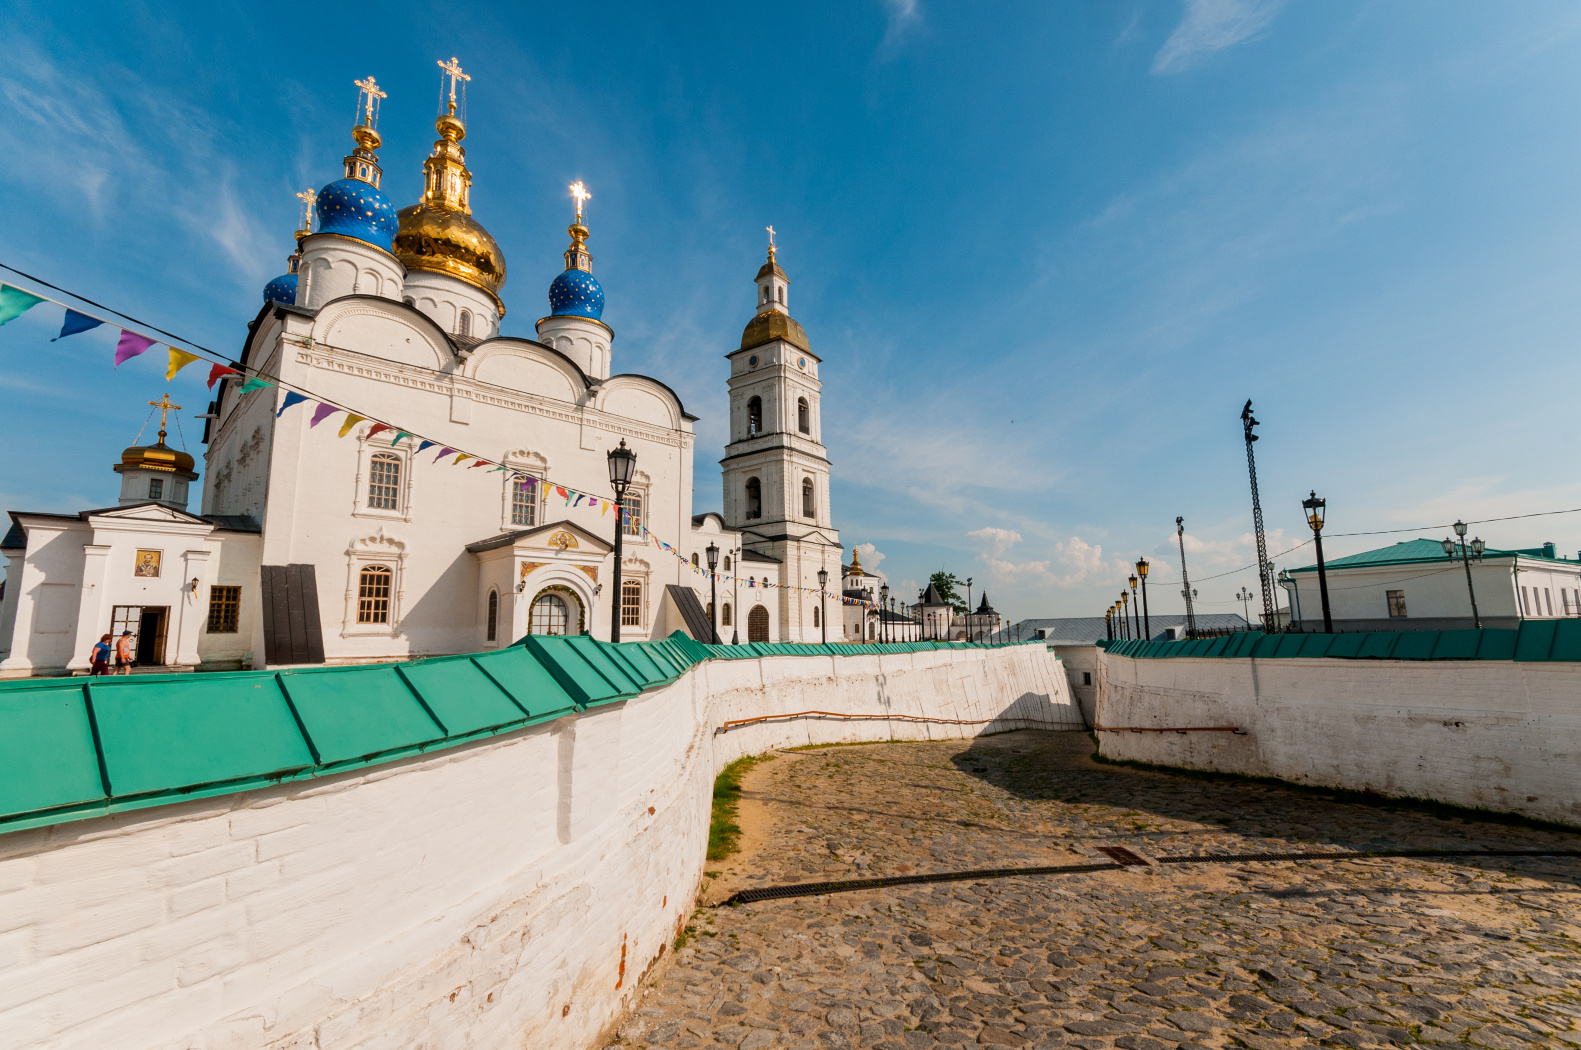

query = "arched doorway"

[
  {"left": 529, "top": 585, "right": 585, "bottom": 635},
  {"left": 748, "top": 605, "right": 770, "bottom": 643}
]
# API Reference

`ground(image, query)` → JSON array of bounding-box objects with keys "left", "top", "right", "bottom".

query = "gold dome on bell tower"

[{"left": 394, "top": 58, "right": 507, "bottom": 312}]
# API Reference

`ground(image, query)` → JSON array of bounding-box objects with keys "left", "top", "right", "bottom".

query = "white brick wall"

[
  {"left": 0, "top": 644, "right": 1076, "bottom": 1050},
  {"left": 1095, "top": 651, "right": 1581, "bottom": 826}
]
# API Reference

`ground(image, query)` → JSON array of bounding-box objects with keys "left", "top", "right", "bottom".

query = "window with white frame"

[
  {"left": 622, "top": 492, "right": 643, "bottom": 537},
  {"left": 358, "top": 565, "right": 393, "bottom": 623},
  {"left": 621, "top": 579, "right": 642, "bottom": 627},
  {"left": 511, "top": 477, "right": 537, "bottom": 527},
  {"left": 368, "top": 453, "right": 401, "bottom": 511}
]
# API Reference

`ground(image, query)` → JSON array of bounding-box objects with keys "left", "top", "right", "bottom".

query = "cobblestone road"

[{"left": 609, "top": 731, "right": 1581, "bottom": 1050}]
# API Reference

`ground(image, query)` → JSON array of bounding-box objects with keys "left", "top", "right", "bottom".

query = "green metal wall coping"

[
  {"left": 0, "top": 634, "right": 1031, "bottom": 837},
  {"left": 1100, "top": 621, "right": 1581, "bottom": 662}
]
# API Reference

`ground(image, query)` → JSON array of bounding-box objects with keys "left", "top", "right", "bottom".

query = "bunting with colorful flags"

[{"left": 0, "top": 284, "right": 44, "bottom": 325}]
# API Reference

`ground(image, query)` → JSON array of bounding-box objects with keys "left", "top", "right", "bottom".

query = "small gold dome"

[
  {"left": 740, "top": 310, "right": 810, "bottom": 353},
  {"left": 393, "top": 109, "right": 507, "bottom": 309},
  {"left": 116, "top": 440, "right": 196, "bottom": 476}
]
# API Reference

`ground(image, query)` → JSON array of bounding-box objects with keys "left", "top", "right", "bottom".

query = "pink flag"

[
  {"left": 113, "top": 330, "right": 156, "bottom": 367},
  {"left": 309, "top": 403, "right": 339, "bottom": 427}
]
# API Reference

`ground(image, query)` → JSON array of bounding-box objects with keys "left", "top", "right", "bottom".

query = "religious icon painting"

[{"left": 134, "top": 550, "right": 162, "bottom": 578}]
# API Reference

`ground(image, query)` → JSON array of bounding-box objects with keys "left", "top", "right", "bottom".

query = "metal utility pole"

[
  {"left": 1240, "top": 400, "right": 1276, "bottom": 632},
  {"left": 1176, "top": 516, "right": 1198, "bottom": 637}
]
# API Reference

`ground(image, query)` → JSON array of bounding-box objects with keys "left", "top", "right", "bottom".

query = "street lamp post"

[
  {"left": 1442, "top": 521, "right": 1486, "bottom": 628},
  {"left": 1176, "top": 517, "right": 1198, "bottom": 637},
  {"left": 1105, "top": 608, "right": 1113, "bottom": 641},
  {"left": 1121, "top": 591, "right": 1132, "bottom": 639},
  {"left": 706, "top": 542, "right": 720, "bottom": 644},
  {"left": 1301, "top": 491, "right": 1333, "bottom": 634},
  {"left": 817, "top": 566, "right": 829, "bottom": 644},
  {"left": 606, "top": 440, "right": 636, "bottom": 643},
  {"left": 1236, "top": 586, "right": 1254, "bottom": 626},
  {"left": 1136, "top": 558, "right": 1150, "bottom": 641},
  {"left": 880, "top": 584, "right": 890, "bottom": 643},
  {"left": 1128, "top": 574, "right": 1140, "bottom": 641},
  {"left": 965, "top": 577, "right": 974, "bottom": 643},
  {"left": 730, "top": 545, "right": 741, "bottom": 644}
]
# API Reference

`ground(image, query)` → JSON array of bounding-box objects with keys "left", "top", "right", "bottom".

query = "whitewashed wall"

[
  {"left": 0, "top": 644, "right": 1075, "bottom": 1050},
  {"left": 1096, "top": 650, "right": 1581, "bottom": 826}
]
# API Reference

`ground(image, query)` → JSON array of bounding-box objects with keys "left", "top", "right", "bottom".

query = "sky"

[{"left": 3, "top": 0, "right": 1581, "bottom": 623}]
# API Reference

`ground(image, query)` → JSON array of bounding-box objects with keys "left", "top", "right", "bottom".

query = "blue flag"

[
  {"left": 275, "top": 391, "right": 307, "bottom": 416},
  {"left": 416, "top": 440, "right": 436, "bottom": 453},
  {"left": 53, "top": 310, "right": 104, "bottom": 341}
]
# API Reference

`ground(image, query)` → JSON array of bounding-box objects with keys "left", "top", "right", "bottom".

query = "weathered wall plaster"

[{"left": 0, "top": 643, "right": 1075, "bottom": 1050}]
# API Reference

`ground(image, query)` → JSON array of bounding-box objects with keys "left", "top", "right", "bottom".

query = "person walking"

[
  {"left": 114, "top": 629, "right": 135, "bottom": 675},
  {"left": 89, "top": 634, "right": 112, "bottom": 676}
]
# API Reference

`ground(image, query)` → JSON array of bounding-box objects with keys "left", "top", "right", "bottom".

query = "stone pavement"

[{"left": 607, "top": 731, "right": 1581, "bottom": 1050}]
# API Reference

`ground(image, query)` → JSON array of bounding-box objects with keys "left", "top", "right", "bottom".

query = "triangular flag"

[
  {"left": 453, "top": 453, "right": 472, "bottom": 465},
  {"left": 166, "top": 348, "right": 203, "bottom": 380},
  {"left": 435, "top": 447, "right": 456, "bottom": 461},
  {"left": 469, "top": 459, "right": 490, "bottom": 468},
  {"left": 337, "top": 414, "right": 366, "bottom": 438},
  {"left": 601, "top": 501, "right": 610, "bottom": 516},
  {"left": 309, "top": 403, "right": 340, "bottom": 427},
  {"left": 366, "top": 423, "right": 391, "bottom": 440},
  {"left": 206, "top": 363, "right": 240, "bottom": 388},
  {"left": 240, "top": 376, "right": 273, "bottom": 393},
  {"left": 276, "top": 391, "right": 307, "bottom": 416},
  {"left": 0, "top": 285, "right": 45, "bottom": 325},
  {"left": 113, "top": 329, "right": 156, "bottom": 367},
  {"left": 417, "top": 440, "right": 436, "bottom": 453},
  {"left": 555, "top": 486, "right": 568, "bottom": 499},
  {"left": 391, "top": 431, "right": 411, "bottom": 445},
  {"left": 54, "top": 310, "right": 104, "bottom": 341}
]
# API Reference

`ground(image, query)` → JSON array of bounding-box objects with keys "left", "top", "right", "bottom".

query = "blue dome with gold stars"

[
  {"left": 549, "top": 268, "right": 605, "bottom": 320},
  {"left": 316, "top": 178, "right": 398, "bottom": 251},
  {"left": 263, "top": 272, "right": 297, "bottom": 305}
]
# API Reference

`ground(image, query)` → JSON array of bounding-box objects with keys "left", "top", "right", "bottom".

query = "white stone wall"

[
  {"left": 0, "top": 644, "right": 1076, "bottom": 1050},
  {"left": 1095, "top": 650, "right": 1581, "bottom": 826}
]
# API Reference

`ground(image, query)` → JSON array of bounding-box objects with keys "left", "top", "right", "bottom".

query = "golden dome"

[
  {"left": 116, "top": 440, "right": 196, "bottom": 477},
  {"left": 739, "top": 310, "right": 810, "bottom": 353},
  {"left": 393, "top": 108, "right": 507, "bottom": 309}
]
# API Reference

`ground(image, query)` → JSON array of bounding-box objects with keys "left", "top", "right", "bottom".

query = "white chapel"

[{"left": 0, "top": 66, "right": 847, "bottom": 676}]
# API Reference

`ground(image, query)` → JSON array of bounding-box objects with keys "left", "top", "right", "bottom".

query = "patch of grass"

[
  {"left": 780, "top": 739, "right": 897, "bottom": 752},
  {"left": 707, "top": 753, "right": 772, "bottom": 860},
  {"left": 1090, "top": 748, "right": 1581, "bottom": 834}
]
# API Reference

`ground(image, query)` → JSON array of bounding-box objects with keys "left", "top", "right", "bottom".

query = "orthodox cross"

[
  {"left": 295, "top": 189, "right": 316, "bottom": 232},
  {"left": 570, "top": 181, "right": 591, "bottom": 223},
  {"left": 766, "top": 225, "right": 776, "bottom": 252},
  {"left": 437, "top": 57, "right": 470, "bottom": 113},
  {"left": 149, "top": 394, "right": 181, "bottom": 441},
  {"left": 353, "top": 76, "right": 387, "bottom": 127}
]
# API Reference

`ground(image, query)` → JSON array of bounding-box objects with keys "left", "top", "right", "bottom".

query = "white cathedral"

[{"left": 0, "top": 69, "right": 859, "bottom": 677}]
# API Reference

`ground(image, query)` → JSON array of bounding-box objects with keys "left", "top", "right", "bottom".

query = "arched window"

[
  {"left": 486, "top": 589, "right": 499, "bottom": 641},
  {"left": 802, "top": 477, "right": 815, "bottom": 519},
  {"left": 511, "top": 478, "right": 536, "bottom": 527},
  {"left": 459, "top": 310, "right": 472, "bottom": 336},
  {"left": 748, "top": 605, "right": 770, "bottom": 643},
  {"left": 777, "top": 287, "right": 784, "bottom": 305},
  {"left": 747, "top": 396, "right": 763, "bottom": 435},
  {"left": 530, "top": 593, "right": 569, "bottom": 635},
  {"left": 798, "top": 397, "right": 810, "bottom": 434},
  {"left": 723, "top": 555, "right": 731, "bottom": 571},
  {"left": 368, "top": 453, "right": 401, "bottom": 510},
  {"left": 745, "top": 477, "right": 762, "bottom": 519},
  {"left": 691, "top": 553, "right": 700, "bottom": 568},
  {"left": 621, "top": 580, "right": 642, "bottom": 627},
  {"left": 722, "top": 602, "right": 733, "bottom": 627},
  {"left": 868, "top": 621, "right": 875, "bottom": 640},
  {"left": 403, "top": 296, "right": 415, "bottom": 307},
  {"left": 357, "top": 565, "right": 393, "bottom": 624},
  {"left": 813, "top": 606, "right": 820, "bottom": 628}
]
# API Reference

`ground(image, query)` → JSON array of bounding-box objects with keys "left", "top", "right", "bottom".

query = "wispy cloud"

[
  {"left": 1152, "top": 0, "right": 1282, "bottom": 75},
  {"left": 878, "top": 0, "right": 923, "bottom": 58}
]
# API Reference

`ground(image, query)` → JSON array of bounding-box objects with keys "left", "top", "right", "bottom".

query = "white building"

[
  {"left": 0, "top": 70, "right": 860, "bottom": 677},
  {"left": 1282, "top": 538, "right": 1581, "bottom": 632}
]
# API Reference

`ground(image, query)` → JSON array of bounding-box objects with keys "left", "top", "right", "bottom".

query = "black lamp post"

[
  {"left": 1136, "top": 558, "right": 1150, "bottom": 641},
  {"left": 1120, "top": 592, "right": 1131, "bottom": 639},
  {"left": 1236, "top": 586, "right": 1254, "bottom": 626},
  {"left": 730, "top": 544, "right": 741, "bottom": 644},
  {"left": 1105, "top": 608, "right": 1113, "bottom": 641},
  {"left": 1301, "top": 491, "right": 1333, "bottom": 634},
  {"left": 607, "top": 439, "right": 636, "bottom": 643},
  {"left": 1441, "top": 521, "right": 1485, "bottom": 628},
  {"left": 817, "top": 566, "right": 829, "bottom": 644},
  {"left": 706, "top": 541, "right": 720, "bottom": 644},
  {"left": 1128, "top": 574, "right": 1140, "bottom": 640},
  {"left": 965, "top": 577, "right": 973, "bottom": 643},
  {"left": 880, "top": 583, "right": 890, "bottom": 643}
]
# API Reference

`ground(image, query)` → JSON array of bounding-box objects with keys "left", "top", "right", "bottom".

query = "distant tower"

[
  {"left": 719, "top": 230, "right": 841, "bottom": 640},
  {"left": 536, "top": 181, "right": 613, "bottom": 379},
  {"left": 296, "top": 76, "right": 404, "bottom": 309}
]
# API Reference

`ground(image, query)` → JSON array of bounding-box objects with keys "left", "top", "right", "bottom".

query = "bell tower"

[{"left": 720, "top": 232, "right": 841, "bottom": 641}]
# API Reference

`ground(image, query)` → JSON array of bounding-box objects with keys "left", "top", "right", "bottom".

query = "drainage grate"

[
  {"left": 1095, "top": 845, "right": 1150, "bottom": 866},
  {"left": 716, "top": 847, "right": 1581, "bottom": 906}
]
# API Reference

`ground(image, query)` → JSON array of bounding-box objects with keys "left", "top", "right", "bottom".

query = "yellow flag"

[
  {"left": 337, "top": 414, "right": 366, "bottom": 438},
  {"left": 601, "top": 501, "right": 610, "bottom": 516},
  {"left": 454, "top": 453, "right": 472, "bottom": 465},
  {"left": 166, "top": 348, "right": 203, "bottom": 380}
]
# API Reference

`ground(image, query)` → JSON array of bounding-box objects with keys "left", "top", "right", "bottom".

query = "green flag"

[
  {"left": 239, "top": 376, "right": 274, "bottom": 393},
  {"left": 0, "top": 284, "right": 46, "bottom": 326}
]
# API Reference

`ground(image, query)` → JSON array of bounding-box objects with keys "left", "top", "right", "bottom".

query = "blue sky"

[{"left": 4, "top": 1, "right": 1581, "bottom": 622}]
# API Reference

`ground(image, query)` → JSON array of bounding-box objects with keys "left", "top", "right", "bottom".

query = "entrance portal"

[{"left": 109, "top": 605, "right": 169, "bottom": 668}]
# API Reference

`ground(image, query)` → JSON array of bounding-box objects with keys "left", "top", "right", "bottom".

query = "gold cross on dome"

[
  {"left": 570, "top": 181, "right": 591, "bottom": 223},
  {"left": 295, "top": 188, "right": 317, "bottom": 230},
  {"left": 149, "top": 393, "right": 181, "bottom": 436},
  {"left": 766, "top": 225, "right": 776, "bottom": 250},
  {"left": 437, "top": 56, "right": 470, "bottom": 111},
  {"left": 354, "top": 75, "right": 387, "bottom": 126}
]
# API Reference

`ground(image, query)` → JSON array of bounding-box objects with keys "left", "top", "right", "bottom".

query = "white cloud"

[
  {"left": 967, "top": 526, "right": 1021, "bottom": 558},
  {"left": 855, "top": 542, "right": 888, "bottom": 581},
  {"left": 1152, "top": 0, "right": 1282, "bottom": 75},
  {"left": 981, "top": 534, "right": 1134, "bottom": 591},
  {"left": 878, "top": 0, "right": 923, "bottom": 57}
]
